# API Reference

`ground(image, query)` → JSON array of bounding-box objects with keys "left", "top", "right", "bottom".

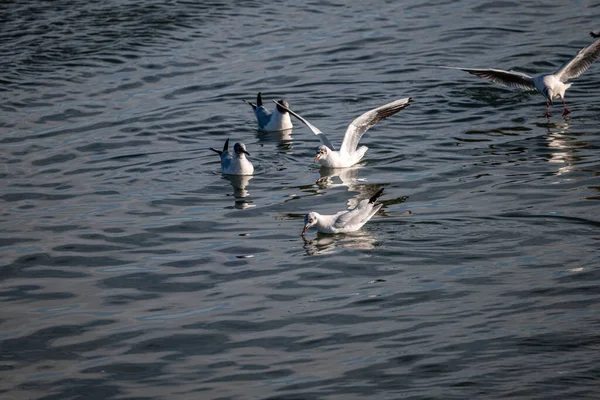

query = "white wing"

[
  {"left": 333, "top": 188, "right": 384, "bottom": 229},
  {"left": 339, "top": 98, "right": 412, "bottom": 155},
  {"left": 554, "top": 38, "right": 600, "bottom": 82},
  {"left": 273, "top": 100, "right": 335, "bottom": 150},
  {"left": 440, "top": 66, "right": 535, "bottom": 90}
]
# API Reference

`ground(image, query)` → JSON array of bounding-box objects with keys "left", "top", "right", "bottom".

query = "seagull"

[
  {"left": 301, "top": 188, "right": 384, "bottom": 235},
  {"left": 210, "top": 138, "right": 254, "bottom": 176},
  {"left": 591, "top": 30, "right": 600, "bottom": 38},
  {"left": 440, "top": 38, "right": 600, "bottom": 118},
  {"left": 245, "top": 92, "right": 293, "bottom": 132},
  {"left": 275, "top": 98, "right": 412, "bottom": 168}
]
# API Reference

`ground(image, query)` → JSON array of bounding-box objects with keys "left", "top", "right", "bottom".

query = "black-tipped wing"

[
  {"left": 273, "top": 100, "right": 336, "bottom": 151},
  {"left": 440, "top": 66, "right": 535, "bottom": 90},
  {"left": 210, "top": 139, "right": 228, "bottom": 156},
  {"left": 244, "top": 99, "right": 257, "bottom": 110},
  {"left": 554, "top": 38, "right": 600, "bottom": 82},
  {"left": 369, "top": 188, "right": 384, "bottom": 204},
  {"left": 257, "top": 92, "right": 263, "bottom": 107},
  {"left": 591, "top": 31, "right": 600, "bottom": 38},
  {"left": 340, "top": 98, "right": 411, "bottom": 155}
]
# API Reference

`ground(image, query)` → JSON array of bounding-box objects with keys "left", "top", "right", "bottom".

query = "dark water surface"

[{"left": 2, "top": 1, "right": 600, "bottom": 399}]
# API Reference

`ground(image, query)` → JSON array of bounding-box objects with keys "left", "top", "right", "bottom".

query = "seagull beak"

[
  {"left": 301, "top": 224, "right": 309, "bottom": 235},
  {"left": 242, "top": 149, "right": 250, "bottom": 156},
  {"left": 314, "top": 154, "right": 321, "bottom": 163}
]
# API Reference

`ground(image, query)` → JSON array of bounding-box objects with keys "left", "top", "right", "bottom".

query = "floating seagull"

[
  {"left": 210, "top": 138, "right": 254, "bottom": 175},
  {"left": 591, "top": 30, "right": 600, "bottom": 38},
  {"left": 441, "top": 38, "right": 600, "bottom": 118},
  {"left": 275, "top": 98, "right": 412, "bottom": 168},
  {"left": 301, "top": 188, "right": 384, "bottom": 235},
  {"left": 245, "top": 92, "right": 293, "bottom": 131}
]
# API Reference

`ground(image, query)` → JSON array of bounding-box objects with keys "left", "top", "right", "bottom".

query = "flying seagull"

[
  {"left": 275, "top": 98, "right": 412, "bottom": 168},
  {"left": 441, "top": 38, "right": 600, "bottom": 118}
]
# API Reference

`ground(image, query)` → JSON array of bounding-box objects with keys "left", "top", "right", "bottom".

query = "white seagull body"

[
  {"left": 245, "top": 92, "right": 293, "bottom": 132},
  {"left": 302, "top": 188, "right": 384, "bottom": 235},
  {"left": 275, "top": 98, "right": 412, "bottom": 168},
  {"left": 210, "top": 139, "right": 254, "bottom": 176},
  {"left": 441, "top": 38, "right": 600, "bottom": 117}
]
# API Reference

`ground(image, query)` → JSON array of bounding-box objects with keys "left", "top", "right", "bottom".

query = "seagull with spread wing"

[
  {"left": 441, "top": 38, "right": 600, "bottom": 118},
  {"left": 274, "top": 98, "right": 412, "bottom": 168},
  {"left": 301, "top": 188, "right": 385, "bottom": 235}
]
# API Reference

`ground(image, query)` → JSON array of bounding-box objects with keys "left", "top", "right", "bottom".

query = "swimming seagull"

[
  {"left": 301, "top": 188, "right": 384, "bottom": 235},
  {"left": 591, "top": 30, "right": 600, "bottom": 38},
  {"left": 440, "top": 38, "right": 600, "bottom": 118},
  {"left": 245, "top": 92, "right": 293, "bottom": 131},
  {"left": 275, "top": 98, "right": 412, "bottom": 168},
  {"left": 210, "top": 138, "right": 254, "bottom": 175}
]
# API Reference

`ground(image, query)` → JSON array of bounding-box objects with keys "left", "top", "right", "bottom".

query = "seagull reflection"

[
  {"left": 543, "top": 121, "right": 577, "bottom": 176},
  {"left": 316, "top": 166, "right": 379, "bottom": 210},
  {"left": 316, "top": 165, "right": 361, "bottom": 189},
  {"left": 223, "top": 174, "right": 254, "bottom": 209},
  {"left": 256, "top": 128, "right": 294, "bottom": 150},
  {"left": 302, "top": 230, "right": 379, "bottom": 256}
]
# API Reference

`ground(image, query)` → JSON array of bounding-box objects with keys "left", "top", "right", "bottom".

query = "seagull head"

[
  {"left": 302, "top": 212, "right": 319, "bottom": 235},
  {"left": 275, "top": 99, "right": 290, "bottom": 113},
  {"left": 314, "top": 145, "right": 330, "bottom": 163},
  {"left": 234, "top": 142, "right": 250, "bottom": 158}
]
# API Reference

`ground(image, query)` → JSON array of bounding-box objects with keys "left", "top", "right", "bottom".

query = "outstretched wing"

[
  {"left": 440, "top": 66, "right": 535, "bottom": 90},
  {"left": 554, "top": 38, "right": 600, "bottom": 82},
  {"left": 339, "top": 98, "right": 411, "bottom": 155},
  {"left": 273, "top": 100, "right": 335, "bottom": 151}
]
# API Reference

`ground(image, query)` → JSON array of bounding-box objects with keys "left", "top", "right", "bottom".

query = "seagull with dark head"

[
  {"left": 245, "top": 92, "right": 293, "bottom": 132},
  {"left": 301, "top": 188, "right": 385, "bottom": 235},
  {"left": 275, "top": 98, "right": 412, "bottom": 168},
  {"left": 440, "top": 38, "right": 600, "bottom": 118},
  {"left": 210, "top": 139, "right": 254, "bottom": 176}
]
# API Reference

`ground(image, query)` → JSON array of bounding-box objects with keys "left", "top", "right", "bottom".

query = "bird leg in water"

[
  {"left": 561, "top": 98, "right": 570, "bottom": 116},
  {"left": 545, "top": 101, "right": 551, "bottom": 119}
]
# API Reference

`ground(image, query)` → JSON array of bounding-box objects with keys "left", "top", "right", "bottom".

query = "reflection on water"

[
  {"left": 317, "top": 167, "right": 386, "bottom": 210},
  {"left": 302, "top": 230, "right": 379, "bottom": 256},
  {"left": 544, "top": 121, "right": 578, "bottom": 177},
  {"left": 256, "top": 128, "right": 294, "bottom": 150},
  {"left": 223, "top": 174, "right": 254, "bottom": 209},
  {"left": 316, "top": 166, "right": 363, "bottom": 190}
]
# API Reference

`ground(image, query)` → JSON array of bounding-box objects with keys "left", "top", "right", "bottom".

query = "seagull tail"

[{"left": 369, "top": 188, "right": 385, "bottom": 204}]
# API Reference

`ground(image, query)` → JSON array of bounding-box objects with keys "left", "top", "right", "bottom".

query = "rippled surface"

[{"left": 2, "top": 1, "right": 600, "bottom": 399}]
